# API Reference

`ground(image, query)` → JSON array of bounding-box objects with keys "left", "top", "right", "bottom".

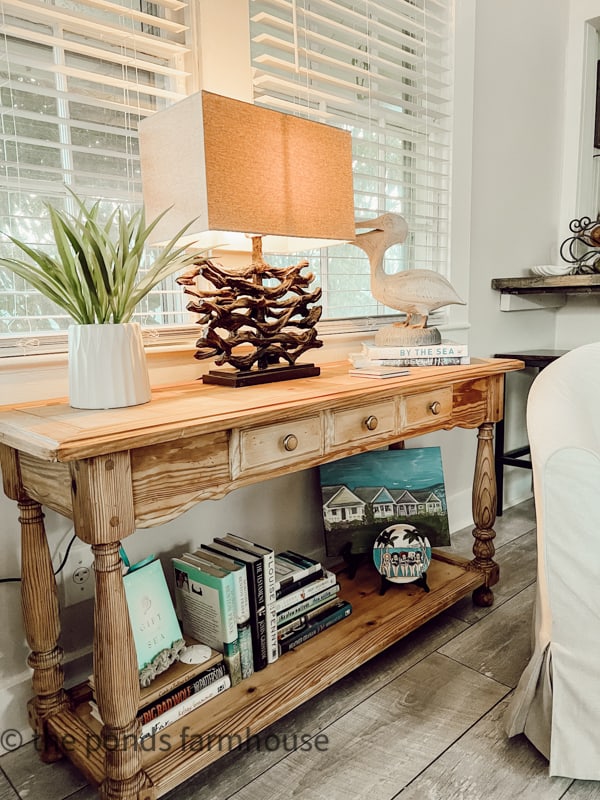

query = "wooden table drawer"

[
  {"left": 331, "top": 400, "right": 396, "bottom": 446},
  {"left": 239, "top": 415, "right": 323, "bottom": 473},
  {"left": 401, "top": 387, "right": 453, "bottom": 431}
]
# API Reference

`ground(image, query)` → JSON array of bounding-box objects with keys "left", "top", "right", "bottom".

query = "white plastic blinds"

[
  {"left": 0, "top": 0, "right": 190, "bottom": 340},
  {"left": 249, "top": 0, "right": 454, "bottom": 321}
]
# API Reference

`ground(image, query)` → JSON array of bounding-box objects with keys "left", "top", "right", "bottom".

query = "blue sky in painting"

[{"left": 319, "top": 447, "right": 444, "bottom": 491}]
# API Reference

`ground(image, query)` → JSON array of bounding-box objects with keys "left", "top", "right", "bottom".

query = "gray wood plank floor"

[{"left": 2, "top": 499, "right": 598, "bottom": 800}]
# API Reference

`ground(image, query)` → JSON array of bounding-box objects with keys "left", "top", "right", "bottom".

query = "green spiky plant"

[{"left": 0, "top": 190, "right": 197, "bottom": 325}]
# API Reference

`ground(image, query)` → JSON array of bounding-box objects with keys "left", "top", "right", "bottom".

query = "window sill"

[{"left": 0, "top": 322, "right": 469, "bottom": 405}]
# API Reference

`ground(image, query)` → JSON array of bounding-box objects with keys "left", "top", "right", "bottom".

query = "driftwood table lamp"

[{"left": 139, "top": 90, "right": 355, "bottom": 386}]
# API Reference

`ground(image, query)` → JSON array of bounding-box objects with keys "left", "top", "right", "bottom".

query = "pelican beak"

[{"left": 355, "top": 215, "right": 386, "bottom": 232}]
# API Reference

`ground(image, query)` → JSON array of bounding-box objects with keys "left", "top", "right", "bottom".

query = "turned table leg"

[
  {"left": 70, "top": 452, "right": 145, "bottom": 800},
  {"left": 471, "top": 421, "right": 499, "bottom": 607},
  {"left": 93, "top": 542, "right": 143, "bottom": 800},
  {"left": 0, "top": 445, "right": 67, "bottom": 759},
  {"left": 20, "top": 497, "right": 69, "bottom": 761}
]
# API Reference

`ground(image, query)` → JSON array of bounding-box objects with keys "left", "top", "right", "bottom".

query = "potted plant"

[{"left": 0, "top": 190, "right": 196, "bottom": 409}]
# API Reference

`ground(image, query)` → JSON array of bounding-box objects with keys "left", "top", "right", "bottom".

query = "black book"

[
  {"left": 202, "top": 541, "right": 268, "bottom": 671},
  {"left": 275, "top": 550, "right": 323, "bottom": 597},
  {"left": 278, "top": 599, "right": 353, "bottom": 654},
  {"left": 276, "top": 568, "right": 325, "bottom": 600},
  {"left": 137, "top": 662, "right": 228, "bottom": 725},
  {"left": 218, "top": 534, "right": 278, "bottom": 665}
]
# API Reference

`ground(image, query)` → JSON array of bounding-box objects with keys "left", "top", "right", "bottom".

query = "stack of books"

[
  {"left": 174, "top": 533, "right": 279, "bottom": 680},
  {"left": 349, "top": 340, "right": 470, "bottom": 372},
  {"left": 88, "top": 645, "right": 229, "bottom": 741},
  {"left": 173, "top": 538, "right": 353, "bottom": 671},
  {"left": 274, "top": 550, "right": 352, "bottom": 654}
]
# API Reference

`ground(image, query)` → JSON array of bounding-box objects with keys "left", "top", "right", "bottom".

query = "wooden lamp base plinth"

[{"left": 201, "top": 363, "right": 320, "bottom": 387}]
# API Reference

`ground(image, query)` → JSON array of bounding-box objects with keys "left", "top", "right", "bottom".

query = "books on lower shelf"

[
  {"left": 174, "top": 538, "right": 352, "bottom": 674},
  {"left": 275, "top": 550, "right": 324, "bottom": 597},
  {"left": 122, "top": 557, "right": 184, "bottom": 677},
  {"left": 137, "top": 645, "right": 223, "bottom": 709},
  {"left": 350, "top": 339, "right": 470, "bottom": 370},
  {"left": 212, "top": 533, "right": 278, "bottom": 666},
  {"left": 275, "top": 568, "right": 338, "bottom": 614},
  {"left": 172, "top": 556, "right": 243, "bottom": 685},
  {"left": 277, "top": 596, "right": 342, "bottom": 638},
  {"left": 273, "top": 559, "right": 353, "bottom": 654},
  {"left": 278, "top": 599, "right": 353, "bottom": 654},
  {"left": 202, "top": 540, "right": 269, "bottom": 672},
  {"left": 136, "top": 661, "right": 227, "bottom": 727},
  {"left": 276, "top": 581, "right": 341, "bottom": 627},
  {"left": 138, "top": 673, "right": 230, "bottom": 741},
  {"left": 183, "top": 549, "right": 254, "bottom": 680},
  {"left": 88, "top": 642, "right": 227, "bottom": 740},
  {"left": 90, "top": 666, "right": 231, "bottom": 742}
]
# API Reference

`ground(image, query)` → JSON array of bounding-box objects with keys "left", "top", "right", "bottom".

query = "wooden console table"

[{"left": 0, "top": 357, "right": 523, "bottom": 799}]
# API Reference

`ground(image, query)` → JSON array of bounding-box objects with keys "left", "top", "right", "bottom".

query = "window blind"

[
  {"left": 0, "top": 0, "right": 191, "bottom": 343},
  {"left": 1, "top": 0, "right": 455, "bottom": 353},
  {"left": 249, "top": 0, "right": 454, "bottom": 322}
]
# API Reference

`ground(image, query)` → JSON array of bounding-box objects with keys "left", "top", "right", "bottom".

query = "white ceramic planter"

[{"left": 68, "top": 322, "right": 152, "bottom": 409}]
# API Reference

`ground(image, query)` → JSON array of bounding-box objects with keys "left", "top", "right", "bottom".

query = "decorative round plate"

[{"left": 372, "top": 523, "right": 432, "bottom": 584}]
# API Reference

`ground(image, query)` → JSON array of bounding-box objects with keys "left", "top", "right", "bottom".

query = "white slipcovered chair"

[{"left": 505, "top": 341, "right": 600, "bottom": 779}]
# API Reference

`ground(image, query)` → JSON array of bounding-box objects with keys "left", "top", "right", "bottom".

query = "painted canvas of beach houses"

[{"left": 319, "top": 447, "right": 450, "bottom": 558}]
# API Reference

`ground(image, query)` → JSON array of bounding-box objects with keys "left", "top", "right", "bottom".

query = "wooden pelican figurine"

[{"left": 352, "top": 213, "right": 465, "bottom": 328}]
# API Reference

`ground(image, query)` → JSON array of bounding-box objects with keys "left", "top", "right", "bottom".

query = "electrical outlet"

[{"left": 60, "top": 541, "right": 95, "bottom": 606}]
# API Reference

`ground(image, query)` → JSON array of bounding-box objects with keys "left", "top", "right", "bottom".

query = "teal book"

[
  {"left": 172, "top": 555, "right": 242, "bottom": 685},
  {"left": 122, "top": 558, "right": 183, "bottom": 673},
  {"left": 201, "top": 541, "right": 268, "bottom": 672},
  {"left": 193, "top": 548, "right": 251, "bottom": 626},
  {"left": 189, "top": 549, "right": 254, "bottom": 680}
]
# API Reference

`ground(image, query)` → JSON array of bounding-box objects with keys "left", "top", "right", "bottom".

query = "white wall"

[
  {"left": 555, "top": 1, "right": 600, "bottom": 346},
  {"left": 0, "top": 0, "right": 583, "bottom": 748},
  {"left": 468, "top": 0, "right": 570, "bottom": 507}
]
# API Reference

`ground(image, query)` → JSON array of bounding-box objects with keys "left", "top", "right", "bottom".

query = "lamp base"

[{"left": 202, "top": 363, "right": 320, "bottom": 387}]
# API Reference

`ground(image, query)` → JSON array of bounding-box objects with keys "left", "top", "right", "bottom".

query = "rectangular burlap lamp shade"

[{"left": 138, "top": 90, "right": 356, "bottom": 252}]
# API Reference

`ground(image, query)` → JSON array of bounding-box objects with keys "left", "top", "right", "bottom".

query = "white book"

[
  {"left": 277, "top": 584, "right": 340, "bottom": 626},
  {"left": 349, "top": 366, "right": 410, "bottom": 379},
  {"left": 139, "top": 674, "right": 231, "bottom": 740},
  {"left": 275, "top": 570, "right": 338, "bottom": 614},
  {"left": 362, "top": 340, "right": 469, "bottom": 360},
  {"left": 350, "top": 353, "right": 470, "bottom": 369}
]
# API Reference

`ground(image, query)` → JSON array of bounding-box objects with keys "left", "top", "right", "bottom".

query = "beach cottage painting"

[{"left": 319, "top": 447, "right": 450, "bottom": 557}]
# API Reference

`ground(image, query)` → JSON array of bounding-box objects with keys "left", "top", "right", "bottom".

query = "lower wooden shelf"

[{"left": 52, "top": 552, "right": 484, "bottom": 797}]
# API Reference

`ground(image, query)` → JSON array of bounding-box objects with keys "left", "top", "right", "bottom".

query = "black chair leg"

[{"left": 495, "top": 416, "right": 506, "bottom": 517}]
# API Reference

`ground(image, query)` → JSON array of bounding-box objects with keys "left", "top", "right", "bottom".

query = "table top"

[{"left": 0, "top": 358, "right": 524, "bottom": 463}]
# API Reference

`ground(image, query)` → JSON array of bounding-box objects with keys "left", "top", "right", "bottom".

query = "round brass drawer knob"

[
  {"left": 429, "top": 401, "right": 441, "bottom": 415},
  {"left": 364, "top": 415, "right": 379, "bottom": 431},
  {"left": 283, "top": 434, "right": 298, "bottom": 452}
]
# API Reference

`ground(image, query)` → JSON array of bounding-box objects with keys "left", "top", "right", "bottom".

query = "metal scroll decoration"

[
  {"left": 559, "top": 215, "right": 600, "bottom": 273},
  {"left": 176, "top": 257, "right": 323, "bottom": 372}
]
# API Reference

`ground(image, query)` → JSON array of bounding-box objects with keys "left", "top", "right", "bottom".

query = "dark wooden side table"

[{"left": 493, "top": 349, "right": 569, "bottom": 516}]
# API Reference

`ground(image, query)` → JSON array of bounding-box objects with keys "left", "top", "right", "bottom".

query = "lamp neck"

[{"left": 251, "top": 234, "right": 268, "bottom": 274}]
